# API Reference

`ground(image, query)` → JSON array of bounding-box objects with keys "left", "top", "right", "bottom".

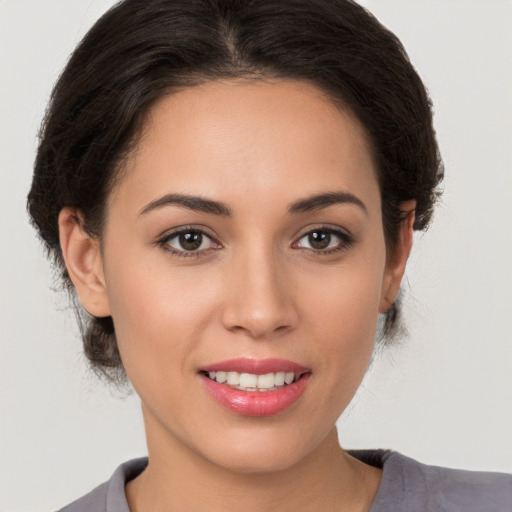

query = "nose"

[{"left": 221, "top": 248, "right": 299, "bottom": 339}]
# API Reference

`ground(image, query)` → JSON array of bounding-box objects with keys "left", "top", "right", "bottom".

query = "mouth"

[
  {"left": 201, "top": 370, "right": 300, "bottom": 392},
  {"left": 198, "top": 358, "right": 311, "bottom": 416}
]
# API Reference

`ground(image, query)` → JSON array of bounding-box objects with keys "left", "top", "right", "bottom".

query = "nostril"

[
  {"left": 225, "top": 322, "right": 294, "bottom": 339},
  {"left": 220, "top": 278, "right": 299, "bottom": 338}
]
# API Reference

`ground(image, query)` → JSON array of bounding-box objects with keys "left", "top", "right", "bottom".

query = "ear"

[
  {"left": 379, "top": 200, "right": 416, "bottom": 313},
  {"left": 58, "top": 207, "right": 111, "bottom": 317}
]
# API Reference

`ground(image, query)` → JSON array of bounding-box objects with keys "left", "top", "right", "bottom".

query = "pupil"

[
  {"left": 179, "top": 231, "right": 202, "bottom": 250},
  {"left": 309, "top": 231, "right": 330, "bottom": 249}
]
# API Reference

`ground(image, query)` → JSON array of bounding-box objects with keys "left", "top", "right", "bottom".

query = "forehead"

[{"left": 111, "top": 79, "right": 380, "bottom": 217}]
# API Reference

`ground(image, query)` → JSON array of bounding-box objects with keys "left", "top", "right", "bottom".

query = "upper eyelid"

[
  {"left": 155, "top": 224, "right": 353, "bottom": 247},
  {"left": 156, "top": 227, "right": 221, "bottom": 258},
  {"left": 292, "top": 226, "right": 355, "bottom": 250},
  {"left": 292, "top": 224, "right": 353, "bottom": 240},
  {"left": 157, "top": 225, "right": 219, "bottom": 243}
]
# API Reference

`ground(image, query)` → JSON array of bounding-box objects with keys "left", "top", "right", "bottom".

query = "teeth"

[
  {"left": 226, "top": 372, "right": 240, "bottom": 386},
  {"left": 257, "top": 373, "right": 274, "bottom": 389},
  {"left": 239, "top": 373, "right": 257, "bottom": 388},
  {"left": 206, "top": 371, "right": 299, "bottom": 391},
  {"left": 284, "top": 372, "right": 295, "bottom": 385},
  {"left": 274, "top": 371, "right": 285, "bottom": 386}
]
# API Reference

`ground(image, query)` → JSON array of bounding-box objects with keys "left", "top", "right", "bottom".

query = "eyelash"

[
  {"left": 156, "top": 226, "right": 354, "bottom": 259},
  {"left": 292, "top": 227, "right": 354, "bottom": 254},
  {"left": 156, "top": 226, "right": 221, "bottom": 258}
]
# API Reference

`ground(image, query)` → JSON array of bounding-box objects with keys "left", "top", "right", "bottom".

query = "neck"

[{"left": 127, "top": 414, "right": 381, "bottom": 512}]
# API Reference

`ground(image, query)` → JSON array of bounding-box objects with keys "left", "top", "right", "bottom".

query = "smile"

[
  {"left": 205, "top": 371, "right": 298, "bottom": 391},
  {"left": 199, "top": 359, "right": 311, "bottom": 416}
]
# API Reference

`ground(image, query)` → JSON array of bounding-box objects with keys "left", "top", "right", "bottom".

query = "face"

[{"left": 69, "top": 80, "right": 410, "bottom": 473}]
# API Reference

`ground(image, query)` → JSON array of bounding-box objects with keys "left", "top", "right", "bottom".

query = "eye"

[
  {"left": 293, "top": 228, "right": 352, "bottom": 252},
  {"left": 160, "top": 228, "right": 219, "bottom": 255}
]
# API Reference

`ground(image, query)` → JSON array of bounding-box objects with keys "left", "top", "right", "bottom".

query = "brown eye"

[
  {"left": 179, "top": 231, "right": 203, "bottom": 250},
  {"left": 295, "top": 228, "right": 352, "bottom": 252},
  {"left": 165, "top": 230, "right": 214, "bottom": 252},
  {"left": 307, "top": 230, "right": 331, "bottom": 250}
]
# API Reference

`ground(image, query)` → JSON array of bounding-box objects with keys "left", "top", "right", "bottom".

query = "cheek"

[
  {"left": 311, "top": 286, "right": 379, "bottom": 383},
  {"left": 299, "top": 253, "right": 385, "bottom": 395},
  {"left": 301, "top": 256, "right": 385, "bottom": 340},
  {"left": 102, "top": 249, "right": 222, "bottom": 375}
]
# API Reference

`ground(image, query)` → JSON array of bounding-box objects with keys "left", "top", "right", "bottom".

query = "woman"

[{"left": 25, "top": 0, "right": 511, "bottom": 510}]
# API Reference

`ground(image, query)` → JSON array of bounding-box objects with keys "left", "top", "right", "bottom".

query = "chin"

[
  {"left": 195, "top": 425, "right": 323, "bottom": 476},
  {"left": 209, "top": 448, "right": 304, "bottom": 475}
]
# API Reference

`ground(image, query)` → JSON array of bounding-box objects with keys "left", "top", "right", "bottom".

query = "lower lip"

[{"left": 199, "top": 374, "right": 311, "bottom": 417}]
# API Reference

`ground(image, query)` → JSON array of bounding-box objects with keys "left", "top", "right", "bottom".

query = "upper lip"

[{"left": 199, "top": 358, "right": 310, "bottom": 375}]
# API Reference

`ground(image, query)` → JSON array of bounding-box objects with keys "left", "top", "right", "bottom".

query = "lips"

[
  {"left": 206, "top": 370, "right": 297, "bottom": 391},
  {"left": 199, "top": 358, "right": 311, "bottom": 417},
  {"left": 201, "top": 358, "right": 309, "bottom": 374}
]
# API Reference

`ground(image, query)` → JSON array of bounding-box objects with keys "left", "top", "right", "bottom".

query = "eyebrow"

[
  {"left": 138, "top": 193, "right": 231, "bottom": 216},
  {"left": 138, "top": 190, "right": 367, "bottom": 217},
  {"left": 288, "top": 191, "right": 368, "bottom": 215}
]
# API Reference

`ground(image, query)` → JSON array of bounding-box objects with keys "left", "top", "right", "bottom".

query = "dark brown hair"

[{"left": 28, "top": 0, "right": 443, "bottom": 381}]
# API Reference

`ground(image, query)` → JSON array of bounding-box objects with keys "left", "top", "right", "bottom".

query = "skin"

[{"left": 59, "top": 80, "right": 415, "bottom": 511}]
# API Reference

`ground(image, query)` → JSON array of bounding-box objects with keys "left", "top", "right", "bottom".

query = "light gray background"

[{"left": 1, "top": 1, "right": 511, "bottom": 510}]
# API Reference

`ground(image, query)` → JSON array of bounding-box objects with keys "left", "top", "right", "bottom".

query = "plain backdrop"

[{"left": 1, "top": 1, "right": 511, "bottom": 510}]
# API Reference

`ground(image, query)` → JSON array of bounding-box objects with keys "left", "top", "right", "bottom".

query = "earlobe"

[
  {"left": 58, "top": 207, "right": 111, "bottom": 317},
  {"left": 379, "top": 200, "right": 416, "bottom": 313}
]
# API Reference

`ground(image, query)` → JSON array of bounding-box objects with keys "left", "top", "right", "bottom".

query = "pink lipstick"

[{"left": 199, "top": 358, "right": 311, "bottom": 417}]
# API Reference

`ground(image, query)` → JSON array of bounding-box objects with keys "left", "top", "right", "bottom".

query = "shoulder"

[
  {"left": 351, "top": 449, "right": 512, "bottom": 512},
  {"left": 58, "top": 482, "right": 108, "bottom": 512},
  {"left": 386, "top": 451, "right": 512, "bottom": 512},
  {"left": 403, "top": 454, "right": 512, "bottom": 511},
  {"left": 57, "top": 458, "right": 148, "bottom": 512}
]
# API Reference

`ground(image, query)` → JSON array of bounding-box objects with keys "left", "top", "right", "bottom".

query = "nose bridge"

[{"left": 221, "top": 241, "right": 297, "bottom": 338}]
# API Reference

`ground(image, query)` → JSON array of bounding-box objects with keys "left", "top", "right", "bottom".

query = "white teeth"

[
  {"left": 239, "top": 373, "right": 257, "bottom": 388},
  {"left": 226, "top": 372, "right": 240, "bottom": 386},
  {"left": 257, "top": 373, "right": 275, "bottom": 389},
  {"left": 274, "top": 371, "right": 285, "bottom": 386},
  {"left": 206, "top": 370, "right": 299, "bottom": 390},
  {"left": 215, "top": 371, "right": 227, "bottom": 383}
]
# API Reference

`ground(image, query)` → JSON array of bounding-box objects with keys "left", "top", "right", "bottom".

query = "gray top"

[{"left": 58, "top": 450, "right": 512, "bottom": 511}]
